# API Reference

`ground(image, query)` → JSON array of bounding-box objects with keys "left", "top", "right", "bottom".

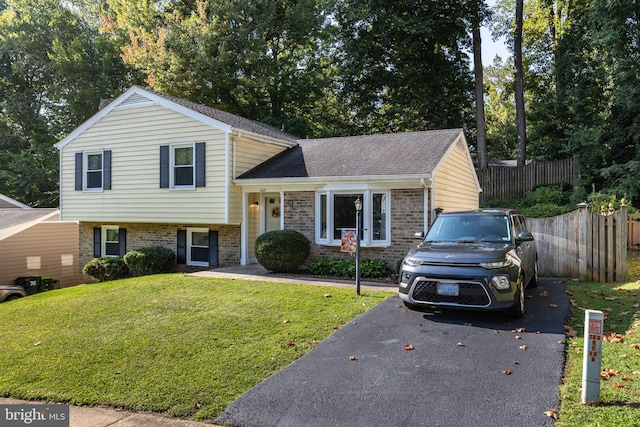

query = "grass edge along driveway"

[{"left": 0, "top": 274, "right": 394, "bottom": 421}]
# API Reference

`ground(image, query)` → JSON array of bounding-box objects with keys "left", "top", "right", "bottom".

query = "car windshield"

[{"left": 425, "top": 214, "right": 511, "bottom": 243}]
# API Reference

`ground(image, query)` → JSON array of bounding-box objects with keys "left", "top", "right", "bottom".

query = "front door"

[{"left": 264, "top": 195, "right": 281, "bottom": 232}]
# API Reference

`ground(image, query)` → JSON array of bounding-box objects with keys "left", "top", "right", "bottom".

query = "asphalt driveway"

[{"left": 215, "top": 278, "right": 570, "bottom": 427}]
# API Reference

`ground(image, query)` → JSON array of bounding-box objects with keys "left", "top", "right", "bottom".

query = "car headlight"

[
  {"left": 480, "top": 258, "right": 513, "bottom": 269},
  {"left": 403, "top": 257, "right": 422, "bottom": 267},
  {"left": 491, "top": 275, "right": 511, "bottom": 290}
]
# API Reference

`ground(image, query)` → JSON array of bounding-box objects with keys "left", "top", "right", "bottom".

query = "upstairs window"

[
  {"left": 172, "top": 144, "right": 194, "bottom": 188},
  {"left": 160, "top": 142, "right": 206, "bottom": 189},
  {"left": 75, "top": 150, "right": 111, "bottom": 192}
]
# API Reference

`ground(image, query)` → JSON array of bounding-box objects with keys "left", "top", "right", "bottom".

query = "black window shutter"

[
  {"left": 160, "top": 145, "right": 169, "bottom": 188},
  {"left": 103, "top": 150, "right": 112, "bottom": 190},
  {"left": 195, "top": 142, "right": 206, "bottom": 187},
  {"left": 93, "top": 228, "right": 101, "bottom": 257},
  {"left": 177, "top": 230, "right": 186, "bottom": 264},
  {"left": 75, "top": 153, "right": 83, "bottom": 191},
  {"left": 208, "top": 230, "right": 218, "bottom": 267},
  {"left": 118, "top": 228, "right": 127, "bottom": 257}
]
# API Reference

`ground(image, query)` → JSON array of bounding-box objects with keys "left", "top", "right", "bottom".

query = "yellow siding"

[
  {"left": 247, "top": 193, "right": 261, "bottom": 259},
  {"left": 433, "top": 143, "right": 479, "bottom": 212},
  {"left": 59, "top": 104, "right": 229, "bottom": 224},
  {"left": 0, "top": 222, "right": 80, "bottom": 288}
]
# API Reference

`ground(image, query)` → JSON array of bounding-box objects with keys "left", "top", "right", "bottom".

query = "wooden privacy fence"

[
  {"left": 527, "top": 204, "right": 627, "bottom": 282},
  {"left": 478, "top": 157, "right": 579, "bottom": 201}
]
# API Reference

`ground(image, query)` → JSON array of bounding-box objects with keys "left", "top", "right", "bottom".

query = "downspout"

[{"left": 420, "top": 178, "right": 431, "bottom": 232}]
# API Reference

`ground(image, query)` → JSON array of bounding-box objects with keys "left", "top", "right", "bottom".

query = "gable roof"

[
  {"left": 55, "top": 86, "right": 298, "bottom": 150},
  {"left": 237, "top": 129, "right": 466, "bottom": 179}
]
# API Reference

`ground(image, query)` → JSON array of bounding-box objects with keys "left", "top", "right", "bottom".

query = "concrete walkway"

[{"left": 1, "top": 266, "right": 397, "bottom": 427}]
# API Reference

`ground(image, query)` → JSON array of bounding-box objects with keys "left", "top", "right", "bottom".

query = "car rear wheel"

[
  {"left": 508, "top": 276, "right": 525, "bottom": 318},
  {"left": 528, "top": 258, "right": 539, "bottom": 288},
  {"left": 4, "top": 295, "right": 22, "bottom": 302}
]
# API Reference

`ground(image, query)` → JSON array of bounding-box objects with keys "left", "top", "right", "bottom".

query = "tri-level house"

[{"left": 56, "top": 86, "right": 481, "bottom": 276}]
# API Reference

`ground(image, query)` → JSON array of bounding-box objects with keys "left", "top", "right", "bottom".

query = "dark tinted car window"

[{"left": 425, "top": 214, "right": 511, "bottom": 242}]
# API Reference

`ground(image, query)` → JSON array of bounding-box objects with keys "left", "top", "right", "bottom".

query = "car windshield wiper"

[{"left": 456, "top": 240, "right": 477, "bottom": 243}]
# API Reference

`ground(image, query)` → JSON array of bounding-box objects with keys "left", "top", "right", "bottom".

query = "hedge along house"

[{"left": 55, "top": 86, "right": 480, "bottom": 275}]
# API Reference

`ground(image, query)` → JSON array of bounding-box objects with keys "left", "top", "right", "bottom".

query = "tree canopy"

[{"left": 1, "top": 0, "right": 639, "bottom": 207}]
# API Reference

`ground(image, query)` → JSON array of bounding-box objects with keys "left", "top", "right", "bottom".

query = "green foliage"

[
  {"left": 483, "top": 183, "right": 575, "bottom": 218},
  {"left": 82, "top": 257, "right": 131, "bottom": 282},
  {"left": 309, "top": 257, "right": 390, "bottom": 279},
  {"left": 255, "top": 230, "right": 310, "bottom": 273},
  {"left": 123, "top": 246, "right": 176, "bottom": 276}
]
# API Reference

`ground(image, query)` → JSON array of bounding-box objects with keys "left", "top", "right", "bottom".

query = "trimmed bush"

[
  {"left": 124, "top": 246, "right": 176, "bottom": 276},
  {"left": 83, "top": 257, "right": 131, "bottom": 282},
  {"left": 309, "top": 257, "right": 391, "bottom": 279},
  {"left": 255, "top": 230, "right": 310, "bottom": 273}
]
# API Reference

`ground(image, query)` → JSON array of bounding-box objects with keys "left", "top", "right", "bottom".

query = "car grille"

[{"left": 411, "top": 280, "right": 490, "bottom": 307}]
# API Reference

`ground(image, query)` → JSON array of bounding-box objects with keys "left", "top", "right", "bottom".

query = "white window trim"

[
  {"left": 102, "top": 225, "right": 119, "bottom": 257},
  {"left": 84, "top": 150, "right": 104, "bottom": 192},
  {"left": 316, "top": 190, "right": 391, "bottom": 247},
  {"left": 187, "top": 227, "right": 209, "bottom": 267},
  {"left": 170, "top": 142, "right": 196, "bottom": 190}
]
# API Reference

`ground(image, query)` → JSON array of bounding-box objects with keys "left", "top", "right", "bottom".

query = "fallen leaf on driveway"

[
  {"left": 502, "top": 369, "right": 512, "bottom": 375},
  {"left": 545, "top": 409, "right": 558, "bottom": 419},
  {"left": 349, "top": 356, "right": 357, "bottom": 361},
  {"left": 539, "top": 291, "right": 550, "bottom": 297},
  {"left": 456, "top": 342, "right": 465, "bottom": 347},
  {"left": 519, "top": 345, "right": 528, "bottom": 351},
  {"left": 549, "top": 304, "right": 558, "bottom": 308},
  {"left": 404, "top": 344, "right": 414, "bottom": 351}
]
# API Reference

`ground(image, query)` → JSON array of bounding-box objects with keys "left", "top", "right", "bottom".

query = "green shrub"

[
  {"left": 124, "top": 246, "right": 176, "bottom": 276},
  {"left": 309, "top": 257, "right": 390, "bottom": 278},
  {"left": 82, "top": 257, "right": 131, "bottom": 282},
  {"left": 255, "top": 230, "right": 310, "bottom": 273}
]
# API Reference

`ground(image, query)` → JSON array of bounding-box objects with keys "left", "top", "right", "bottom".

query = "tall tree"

[
  {"left": 104, "top": 0, "right": 341, "bottom": 138},
  {"left": 334, "top": 0, "right": 476, "bottom": 134},
  {"left": 472, "top": 0, "right": 489, "bottom": 169},
  {"left": 514, "top": 0, "right": 527, "bottom": 166},
  {"left": 0, "top": 0, "right": 131, "bottom": 206}
]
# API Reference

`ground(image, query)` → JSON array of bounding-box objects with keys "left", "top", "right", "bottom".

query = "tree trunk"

[
  {"left": 515, "top": 0, "right": 527, "bottom": 167},
  {"left": 473, "top": 9, "right": 487, "bottom": 170}
]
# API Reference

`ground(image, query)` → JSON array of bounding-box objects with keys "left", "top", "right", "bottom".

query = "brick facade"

[
  {"left": 79, "top": 222, "right": 241, "bottom": 273},
  {"left": 283, "top": 188, "right": 429, "bottom": 272}
]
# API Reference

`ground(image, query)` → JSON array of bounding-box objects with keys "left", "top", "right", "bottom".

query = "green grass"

[
  {"left": 558, "top": 252, "right": 640, "bottom": 426},
  {"left": 0, "top": 274, "right": 393, "bottom": 421}
]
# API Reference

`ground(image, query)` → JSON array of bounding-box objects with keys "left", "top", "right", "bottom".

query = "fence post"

[{"left": 577, "top": 203, "right": 589, "bottom": 281}]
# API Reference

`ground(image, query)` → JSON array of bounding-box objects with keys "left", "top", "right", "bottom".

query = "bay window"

[{"left": 316, "top": 190, "right": 390, "bottom": 246}]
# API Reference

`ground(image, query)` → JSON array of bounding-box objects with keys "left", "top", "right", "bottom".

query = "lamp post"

[{"left": 354, "top": 197, "right": 362, "bottom": 296}]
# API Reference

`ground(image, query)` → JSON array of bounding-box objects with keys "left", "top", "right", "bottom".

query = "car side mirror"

[
  {"left": 516, "top": 231, "right": 534, "bottom": 243},
  {"left": 414, "top": 231, "right": 425, "bottom": 239}
]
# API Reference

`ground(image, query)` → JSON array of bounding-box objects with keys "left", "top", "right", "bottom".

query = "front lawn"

[
  {"left": 0, "top": 274, "right": 393, "bottom": 420},
  {"left": 558, "top": 252, "right": 640, "bottom": 425}
]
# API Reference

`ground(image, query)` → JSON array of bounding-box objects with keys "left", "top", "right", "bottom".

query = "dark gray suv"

[{"left": 398, "top": 209, "right": 537, "bottom": 318}]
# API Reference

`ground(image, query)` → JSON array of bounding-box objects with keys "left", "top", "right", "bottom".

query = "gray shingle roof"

[
  {"left": 0, "top": 209, "right": 58, "bottom": 230},
  {"left": 237, "top": 129, "right": 464, "bottom": 179}
]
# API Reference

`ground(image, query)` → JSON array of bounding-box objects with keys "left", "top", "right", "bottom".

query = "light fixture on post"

[
  {"left": 354, "top": 197, "right": 362, "bottom": 296},
  {"left": 252, "top": 201, "right": 260, "bottom": 207}
]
